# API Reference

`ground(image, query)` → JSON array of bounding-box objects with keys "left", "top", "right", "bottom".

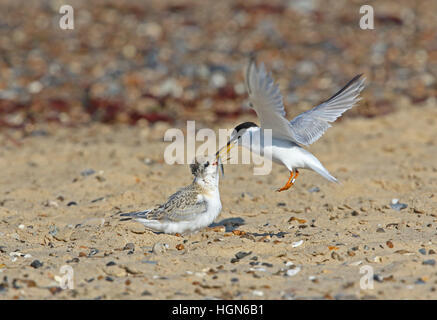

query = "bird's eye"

[{"left": 204, "top": 161, "right": 209, "bottom": 168}]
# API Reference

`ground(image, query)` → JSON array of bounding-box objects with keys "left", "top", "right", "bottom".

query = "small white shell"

[
  {"left": 349, "top": 260, "right": 363, "bottom": 266},
  {"left": 286, "top": 267, "right": 301, "bottom": 276},
  {"left": 252, "top": 290, "right": 264, "bottom": 297},
  {"left": 292, "top": 240, "right": 304, "bottom": 248}
]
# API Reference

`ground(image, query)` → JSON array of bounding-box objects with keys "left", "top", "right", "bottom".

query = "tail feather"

[
  {"left": 299, "top": 148, "right": 339, "bottom": 183},
  {"left": 310, "top": 165, "right": 338, "bottom": 183},
  {"left": 119, "top": 210, "right": 151, "bottom": 221}
]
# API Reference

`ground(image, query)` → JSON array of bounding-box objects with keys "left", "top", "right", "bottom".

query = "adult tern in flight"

[{"left": 217, "top": 60, "right": 365, "bottom": 192}]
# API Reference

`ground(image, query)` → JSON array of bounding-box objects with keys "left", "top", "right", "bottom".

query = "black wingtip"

[
  {"left": 323, "top": 73, "right": 365, "bottom": 103},
  {"left": 352, "top": 73, "right": 364, "bottom": 82},
  {"left": 120, "top": 212, "right": 132, "bottom": 217}
]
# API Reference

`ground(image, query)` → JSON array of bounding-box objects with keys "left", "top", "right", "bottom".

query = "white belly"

[{"left": 240, "top": 132, "right": 310, "bottom": 170}]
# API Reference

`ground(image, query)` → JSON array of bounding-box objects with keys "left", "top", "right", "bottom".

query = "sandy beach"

[
  {"left": 1, "top": 102, "right": 436, "bottom": 299},
  {"left": 0, "top": 0, "right": 436, "bottom": 300}
]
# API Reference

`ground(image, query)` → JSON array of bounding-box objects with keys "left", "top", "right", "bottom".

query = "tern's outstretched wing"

[
  {"left": 245, "top": 60, "right": 295, "bottom": 141},
  {"left": 288, "top": 74, "right": 366, "bottom": 145},
  {"left": 245, "top": 60, "right": 365, "bottom": 145}
]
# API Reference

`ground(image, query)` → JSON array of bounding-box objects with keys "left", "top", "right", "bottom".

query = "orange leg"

[{"left": 276, "top": 170, "right": 299, "bottom": 192}]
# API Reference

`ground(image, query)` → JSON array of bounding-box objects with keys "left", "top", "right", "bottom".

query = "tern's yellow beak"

[{"left": 215, "top": 141, "right": 235, "bottom": 160}]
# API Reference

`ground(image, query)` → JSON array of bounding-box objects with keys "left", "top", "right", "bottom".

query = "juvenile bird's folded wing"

[
  {"left": 148, "top": 187, "right": 207, "bottom": 222},
  {"left": 289, "top": 74, "right": 366, "bottom": 145}
]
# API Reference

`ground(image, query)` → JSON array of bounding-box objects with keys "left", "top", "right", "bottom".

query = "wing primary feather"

[
  {"left": 322, "top": 74, "right": 364, "bottom": 104},
  {"left": 288, "top": 74, "right": 366, "bottom": 145}
]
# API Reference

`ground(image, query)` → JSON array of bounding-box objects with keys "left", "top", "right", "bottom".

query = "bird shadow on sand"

[{"left": 209, "top": 217, "right": 245, "bottom": 232}]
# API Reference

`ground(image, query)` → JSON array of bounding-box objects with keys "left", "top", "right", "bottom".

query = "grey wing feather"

[
  {"left": 245, "top": 60, "right": 295, "bottom": 141},
  {"left": 289, "top": 74, "right": 366, "bottom": 145},
  {"left": 139, "top": 185, "right": 207, "bottom": 222},
  {"left": 120, "top": 209, "right": 151, "bottom": 220}
]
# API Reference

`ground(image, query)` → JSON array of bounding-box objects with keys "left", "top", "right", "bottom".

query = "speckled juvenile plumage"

[
  {"left": 134, "top": 184, "right": 207, "bottom": 222},
  {"left": 120, "top": 156, "right": 222, "bottom": 234}
]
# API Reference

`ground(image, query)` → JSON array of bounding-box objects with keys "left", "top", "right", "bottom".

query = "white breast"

[{"left": 239, "top": 129, "right": 310, "bottom": 170}]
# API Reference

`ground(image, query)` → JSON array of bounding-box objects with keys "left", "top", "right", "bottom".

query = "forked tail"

[
  {"left": 300, "top": 148, "right": 339, "bottom": 183},
  {"left": 311, "top": 164, "right": 338, "bottom": 183}
]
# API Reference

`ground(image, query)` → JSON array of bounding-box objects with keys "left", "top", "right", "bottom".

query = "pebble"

[
  {"left": 235, "top": 251, "right": 252, "bottom": 260},
  {"left": 292, "top": 240, "right": 304, "bottom": 248},
  {"left": 46, "top": 201, "right": 59, "bottom": 208},
  {"left": 252, "top": 290, "right": 264, "bottom": 297},
  {"left": 103, "top": 265, "right": 127, "bottom": 277},
  {"left": 159, "top": 79, "right": 183, "bottom": 98},
  {"left": 123, "top": 243, "right": 135, "bottom": 251},
  {"left": 331, "top": 251, "right": 343, "bottom": 261},
  {"left": 376, "top": 228, "right": 385, "bottom": 233},
  {"left": 106, "top": 261, "right": 116, "bottom": 266},
  {"left": 373, "top": 274, "right": 384, "bottom": 283},
  {"left": 308, "top": 187, "right": 320, "bottom": 193},
  {"left": 49, "top": 226, "right": 58, "bottom": 236},
  {"left": 240, "top": 192, "right": 254, "bottom": 200},
  {"left": 390, "top": 199, "right": 407, "bottom": 211},
  {"left": 423, "top": 259, "right": 435, "bottom": 266},
  {"left": 141, "top": 290, "right": 152, "bottom": 296},
  {"left": 286, "top": 267, "right": 301, "bottom": 277},
  {"left": 130, "top": 223, "right": 147, "bottom": 234},
  {"left": 81, "top": 169, "right": 96, "bottom": 176},
  {"left": 89, "top": 248, "right": 99, "bottom": 256},
  {"left": 152, "top": 243, "right": 168, "bottom": 254},
  {"left": 30, "top": 260, "right": 43, "bottom": 269},
  {"left": 67, "top": 201, "right": 77, "bottom": 206},
  {"left": 210, "top": 72, "right": 227, "bottom": 88},
  {"left": 419, "top": 248, "right": 427, "bottom": 255}
]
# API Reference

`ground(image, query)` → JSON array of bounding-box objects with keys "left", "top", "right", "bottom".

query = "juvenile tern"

[
  {"left": 218, "top": 60, "right": 365, "bottom": 192},
  {"left": 120, "top": 156, "right": 222, "bottom": 234}
]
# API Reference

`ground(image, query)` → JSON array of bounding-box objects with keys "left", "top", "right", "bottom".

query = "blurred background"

[{"left": 0, "top": 0, "right": 435, "bottom": 133}]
